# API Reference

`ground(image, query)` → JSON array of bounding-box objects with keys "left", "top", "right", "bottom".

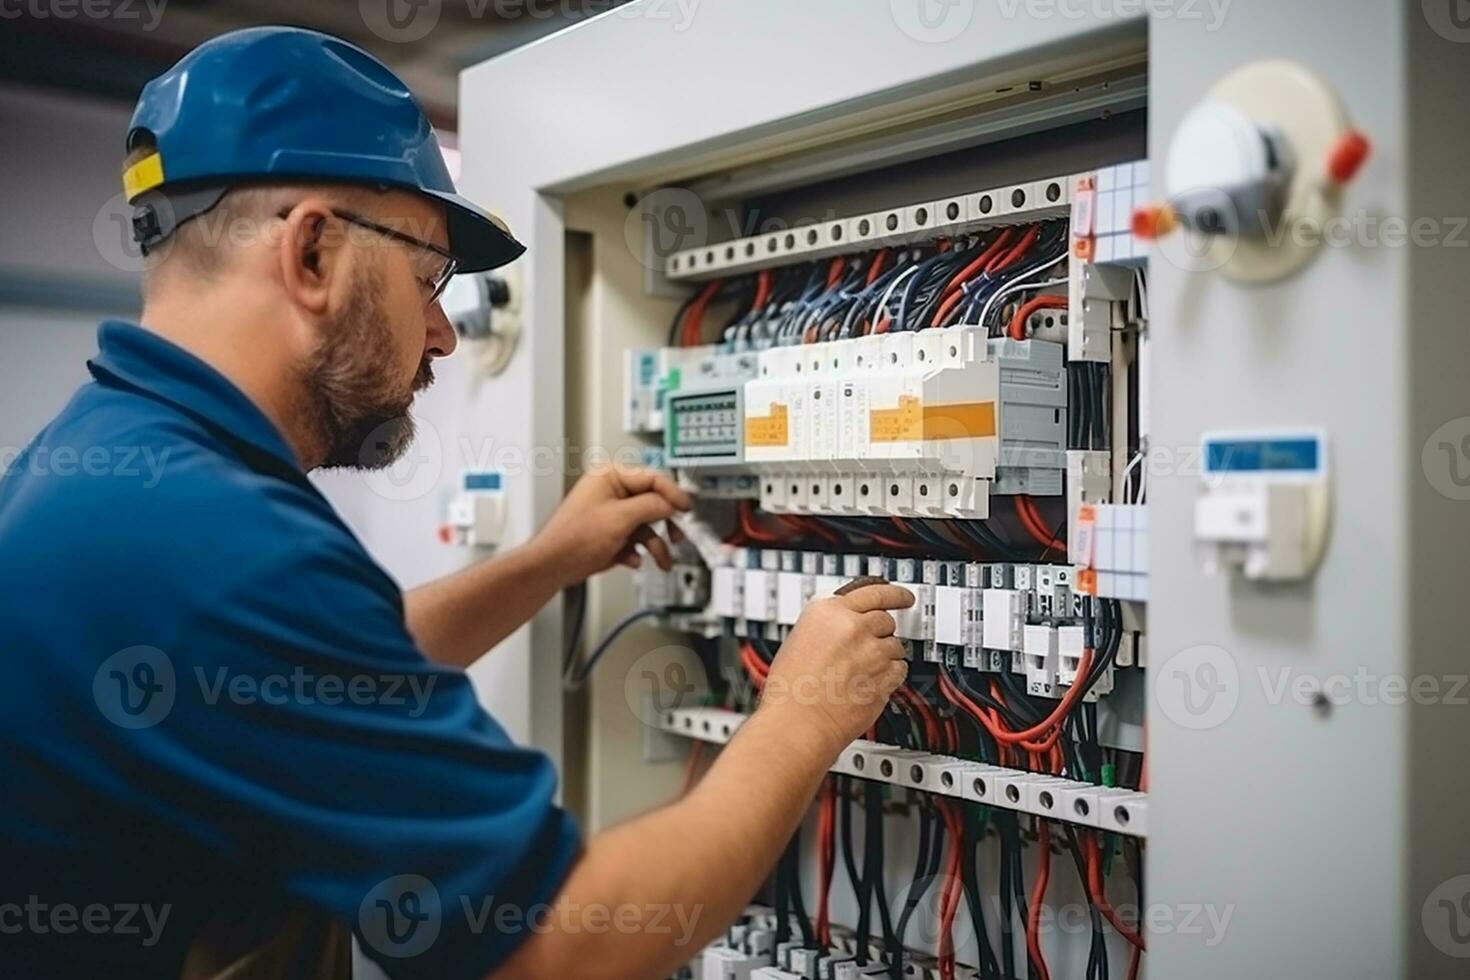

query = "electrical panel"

[
  {"left": 460, "top": 7, "right": 1459, "bottom": 975},
  {"left": 610, "top": 157, "right": 1152, "bottom": 979}
]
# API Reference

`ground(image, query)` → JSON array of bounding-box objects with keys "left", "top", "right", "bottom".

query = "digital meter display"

[
  {"left": 1203, "top": 436, "right": 1321, "bottom": 475},
  {"left": 463, "top": 471, "right": 503, "bottom": 491}
]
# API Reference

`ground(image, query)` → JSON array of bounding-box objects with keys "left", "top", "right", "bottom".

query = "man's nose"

[{"left": 426, "top": 301, "right": 458, "bottom": 358}]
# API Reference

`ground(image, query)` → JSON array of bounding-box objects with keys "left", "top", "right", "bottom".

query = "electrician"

[{"left": 0, "top": 26, "right": 913, "bottom": 980}]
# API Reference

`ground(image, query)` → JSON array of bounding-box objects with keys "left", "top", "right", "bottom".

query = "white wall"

[
  {"left": 0, "top": 308, "right": 105, "bottom": 454},
  {"left": 0, "top": 84, "right": 137, "bottom": 456}
]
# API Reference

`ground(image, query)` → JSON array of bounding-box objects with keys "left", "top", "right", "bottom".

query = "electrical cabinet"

[{"left": 457, "top": 2, "right": 1470, "bottom": 977}]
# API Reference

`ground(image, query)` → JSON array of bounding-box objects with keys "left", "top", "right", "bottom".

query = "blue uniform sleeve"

[{"left": 128, "top": 531, "right": 581, "bottom": 980}]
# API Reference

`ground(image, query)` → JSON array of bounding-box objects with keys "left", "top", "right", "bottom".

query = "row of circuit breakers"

[
  {"left": 626, "top": 163, "right": 1155, "bottom": 602},
  {"left": 640, "top": 544, "right": 1143, "bottom": 699},
  {"left": 626, "top": 164, "right": 1148, "bottom": 523}
]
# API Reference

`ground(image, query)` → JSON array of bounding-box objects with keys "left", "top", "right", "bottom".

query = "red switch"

[
  {"left": 437, "top": 524, "right": 453, "bottom": 544},
  {"left": 1326, "top": 130, "right": 1371, "bottom": 185}
]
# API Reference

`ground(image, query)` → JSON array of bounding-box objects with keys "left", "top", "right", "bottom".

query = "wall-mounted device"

[
  {"left": 1194, "top": 430, "right": 1330, "bottom": 581},
  {"left": 1134, "top": 59, "right": 1370, "bottom": 282},
  {"left": 442, "top": 469, "right": 508, "bottom": 549}
]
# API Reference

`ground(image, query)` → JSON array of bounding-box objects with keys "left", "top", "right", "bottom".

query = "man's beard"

[{"left": 301, "top": 264, "right": 435, "bottom": 470}]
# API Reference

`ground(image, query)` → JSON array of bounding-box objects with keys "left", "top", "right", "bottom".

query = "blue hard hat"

[{"left": 123, "top": 26, "right": 522, "bottom": 272}]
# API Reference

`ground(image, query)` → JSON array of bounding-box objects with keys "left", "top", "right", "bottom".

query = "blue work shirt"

[{"left": 0, "top": 322, "right": 580, "bottom": 978}]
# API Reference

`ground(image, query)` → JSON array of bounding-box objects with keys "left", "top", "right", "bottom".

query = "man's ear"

[{"left": 278, "top": 199, "right": 342, "bottom": 316}]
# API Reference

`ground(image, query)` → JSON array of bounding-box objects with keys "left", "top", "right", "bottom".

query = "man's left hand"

[{"left": 533, "top": 466, "right": 693, "bottom": 587}]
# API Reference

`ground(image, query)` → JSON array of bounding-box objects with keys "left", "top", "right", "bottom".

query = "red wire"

[
  {"left": 1084, "top": 832, "right": 1147, "bottom": 951},
  {"left": 776, "top": 513, "right": 842, "bottom": 546},
  {"left": 1026, "top": 821, "right": 1054, "bottom": 980},
  {"left": 740, "top": 641, "right": 769, "bottom": 689},
  {"left": 1008, "top": 294, "right": 1068, "bottom": 341},
  {"left": 751, "top": 269, "right": 773, "bottom": 312},
  {"left": 935, "top": 799, "right": 964, "bottom": 980},
  {"left": 939, "top": 657, "right": 1094, "bottom": 749},
  {"left": 816, "top": 781, "right": 836, "bottom": 947},
  {"left": 826, "top": 257, "right": 846, "bottom": 289},
  {"left": 1014, "top": 495, "right": 1065, "bottom": 551},
  {"left": 1013, "top": 494, "right": 1048, "bottom": 541},
  {"left": 929, "top": 290, "right": 965, "bottom": 330},
  {"left": 681, "top": 278, "right": 723, "bottom": 346},
  {"left": 923, "top": 230, "right": 1019, "bottom": 330},
  {"left": 737, "top": 500, "right": 787, "bottom": 544},
  {"left": 939, "top": 228, "right": 1015, "bottom": 298},
  {"left": 987, "top": 225, "right": 1042, "bottom": 275},
  {"left": 866, "top": 248, "right": 890, "bottom": 285}
]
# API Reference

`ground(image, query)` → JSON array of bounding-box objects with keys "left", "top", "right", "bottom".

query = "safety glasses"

[
  {"left": 275, "top": 206, "right": 460, "bottom": 306},
  {"left": 330, "top": 209, "right": 460, "bottom": 306}
]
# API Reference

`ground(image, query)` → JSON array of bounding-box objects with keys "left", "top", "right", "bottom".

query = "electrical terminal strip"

[
  {"left": 660, "top": 709, "right": 1146, "bottom": 838},
  {"left": 709, "top": 550, "right": 1112, "bottom": 701},
  {"left": 1073, "top": 502, "right": 1150, "bottom": 601},
  {"left": 666, "top": 174, "right": 1076, "bottom": 282},
  {"left": 694, "top": 906, "right": 984, "bottom": 979}
]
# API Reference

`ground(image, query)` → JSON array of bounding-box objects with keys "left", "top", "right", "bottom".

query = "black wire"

[
  {"left": 783, "top": 834, "right": 818, "bottom": 949},
  {"left": 855, "top": 785, "right": 874, "bottom": 962},
  {"left": 1062, "top": 825, "right": 1109, "bottom": 980},
  {"left": 956, "top": 520, "right": 1024, "bottom": 562},
  {"left": 564, "top": 607, "right": 660, "bottom": 689},
  {"left": 839, "top": 777, "right": 861, "bottom": 916},
  {"left": 854, "top": 780, "right": 899, "bottom": 964},
  {"left": 1077, "top": 363, "right": 1093, "bottom": 450},
  {"left": 1037, "top": 513, "right": 1069, "bottom": 563},
  {"left": 963, "top": 805, "right": 1002, "bottom": 979},
  {"left": 665, "top": 289, "right": 701, "bottom": 346},
  {"left": 1010, "top": 822, "right": 1033, "bottom": 980},
  {"left": 561, "top": 581, "right": 588, "bottom": 676},
  {"left": 774, "top": 842, "right": 790, "bottom": 944},
  {"left": 997, "top": 812, "right": 1018, "bottom": 979},
  {"left": 893, "top": 805, "right": 944, "bottom": 976},
  {"left": 949, "top": 665, "right": 1029, "bottom": 732},
  {"left": 867, "top": 782, "right": 898, "bottom": 956},
  {"left": 1076, "top": 364, "right": 1087, "bottom": 449}
]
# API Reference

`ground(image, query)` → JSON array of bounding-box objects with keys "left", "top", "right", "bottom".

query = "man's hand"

[
  {"left": 487, "top": 581, "right": 918, "bottom": 980},
  {"left": 533, "top": 466, "right": 693, "bottom": 588},
  {"left": 757, "top": 584, "right": 915, "bottom": 757}
]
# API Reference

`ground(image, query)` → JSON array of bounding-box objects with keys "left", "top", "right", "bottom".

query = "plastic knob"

[
  {"left": 1325, "top": 130, "right": 1371, "bottom": 185},
  {"left": 1131, "top": 204, "right": 1178, "bottom": 241}
]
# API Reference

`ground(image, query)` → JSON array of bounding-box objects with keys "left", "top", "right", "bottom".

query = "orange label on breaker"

[
  {"left": 745, "top": 403, "right": 790, "bottom": 447},
  {"left": 870, "top": 397, "right": 998, "bottom": 443},
  {"left": 869, "top": 396, "right": 924, "bottom": 443}
]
